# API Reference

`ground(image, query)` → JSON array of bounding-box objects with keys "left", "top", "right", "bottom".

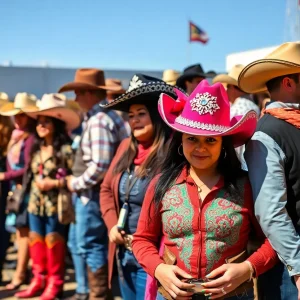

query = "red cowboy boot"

[
  {"left": 15, "top": 232, "right": 46, "bottom": 298},
  {"left": 40, "top": 232, "right": 65, "bottom": 300}
]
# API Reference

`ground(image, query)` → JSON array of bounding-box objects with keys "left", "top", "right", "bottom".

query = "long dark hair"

[
  {"left": 113, "top": 106, "right": 173, "bottom": 178},
  {"left": 153, "top": 131, "right": 246, "bottom": 206},
  {"left": 30, "top": 116, "right": 72, "bottom": 165}
]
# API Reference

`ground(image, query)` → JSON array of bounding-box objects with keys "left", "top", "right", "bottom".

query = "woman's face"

[
  {"left": 182, "top": 134, "right": 223, "bottom": 171},
  {"left": 14, "top": 113, "right": 29, "bottom": 130},
  {"left": 36, "top": 116, "right": 54, "bottom": 139},
  {"left": 128, "top": 104, "right": 154, "bottom": 143}
]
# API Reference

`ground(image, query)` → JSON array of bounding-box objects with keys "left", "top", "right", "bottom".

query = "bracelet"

[{"left": 244, "top": 260, "right": 254, "bottom": 282}]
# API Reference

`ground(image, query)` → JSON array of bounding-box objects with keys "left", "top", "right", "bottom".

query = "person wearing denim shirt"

[
  {"left": 239, "top": 42, "right": 300, "bottom": 299},
  {"left": 100, "top": 74, "right": 182, "bottom": 300}
]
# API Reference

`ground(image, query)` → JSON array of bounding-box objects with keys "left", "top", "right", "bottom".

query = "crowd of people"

[{"left": 0, "top": 41, "right": 300, "bottom": 300}]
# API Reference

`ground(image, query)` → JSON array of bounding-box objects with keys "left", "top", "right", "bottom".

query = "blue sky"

[{"left": 0, "top": 0, "right": 290, "bottom": 72}]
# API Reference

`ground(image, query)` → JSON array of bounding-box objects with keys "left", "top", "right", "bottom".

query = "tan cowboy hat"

[
  {"left": 162, "top": 69, "right": 180, "bottom": 86},
  {"left": 213, "top": 65, "right": 245, "bottom": 87},
  {"left": 24, "top": 93, "right": 81, "bottom": 130},
  {"left": 238, "top": 42, "right": 300, "bottom": 93},
  {"left": 58, "top": 68, "right": 121, "bottom": 93},
  {"left": 105, "top": 78, "right": 126, "bottom": 95},
  {"left": 0, "top": 92, "right": 9, "bottom": 107},
  {"left": 0, "top": 93, "right": 37, "bottom": 116}
]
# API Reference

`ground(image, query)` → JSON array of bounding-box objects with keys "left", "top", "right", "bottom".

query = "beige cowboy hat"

[
  {"left": 105, "top": 78, "right": 126, "bottom": 95},
  {"left": 213, "top": 64, "right": 245, "bottom": 87},
  {"left": 162, "top": 69, "right": 180, "bottom": 86},
  {"left": 24, "top": 93, "right": 81, "bottom": 130},
  {"left": 0, "top": 92, "right": 9, "bottom": 107},
  {"left": 0, "top": 93, "right": 38, "bottom": 116},
  {"left": 238, "top": 42, "right": 300, "bottom": 93},
  {"left": 58, "top": 68, "right": 121, "bottom": 93}
]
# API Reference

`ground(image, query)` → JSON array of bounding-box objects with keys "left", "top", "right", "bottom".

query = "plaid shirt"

[{"left": 71, "top": 102, "right": 129, "bottom": 192}]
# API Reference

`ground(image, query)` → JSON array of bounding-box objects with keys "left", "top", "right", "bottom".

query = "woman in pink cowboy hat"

[{"left": 132, "top": 80, "right": 279, "bottom": 300}]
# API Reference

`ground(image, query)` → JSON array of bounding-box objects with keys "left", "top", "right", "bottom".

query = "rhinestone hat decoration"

[
  {"left": 127, "top": 75, "right": 143, "bottom": 92},
  {"left": 190, "top": 92, "right": 220, "bottom": 115}
]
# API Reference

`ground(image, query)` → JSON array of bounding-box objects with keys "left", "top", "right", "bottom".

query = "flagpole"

[{"left": 187, "top": 18, "right": 191, "bottom": 65}]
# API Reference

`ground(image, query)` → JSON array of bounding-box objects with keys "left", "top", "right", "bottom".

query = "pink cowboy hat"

[{"left": 158, "top": 80, "right": 257, "bottom": 147}]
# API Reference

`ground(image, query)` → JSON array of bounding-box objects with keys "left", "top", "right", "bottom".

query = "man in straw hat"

[
  {"left": 213, "top": 64, "right": 260, "bottom": 117},
  {"left": 239, "top": 42, "right": 300, "bottom": 299},
  {"left": 59, "top": 68, "right": 128, "bottom": 300}
]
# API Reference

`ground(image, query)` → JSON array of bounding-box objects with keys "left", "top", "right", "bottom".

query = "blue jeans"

[
  {"left": 118, "top": 248, "right": 147, "bottom": 300},
  {"left": 257, "top": 262, "right": 298, "bottom": 299},
  {"left": 68, "top": 194, "right": 89, "bottom": 294},
  {"left": 68, "top": 191, "right": 108, "bottom": 272},
  {"left": 28, "top": 213, "right": 65, "bottom": 236}
]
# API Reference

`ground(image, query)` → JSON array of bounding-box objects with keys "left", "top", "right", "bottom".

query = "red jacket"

[
  {"left": 132, "top": 167, "right": 278, "bottom": 279},
  {"left": 100, "top": 138, "right": 130, "bottom": 287}
]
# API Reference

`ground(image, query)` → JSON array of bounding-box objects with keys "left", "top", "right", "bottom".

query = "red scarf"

[
  {"left": 263, "top": 107, "right": 300, "bottom": 128},
  {"left": 133, "top": 141, "right": 153, "bottom": 166}
]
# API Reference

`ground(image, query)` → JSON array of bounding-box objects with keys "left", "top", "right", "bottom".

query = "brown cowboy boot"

[{"left": 87, "top": 264, "right": 112, "bottom": 300}]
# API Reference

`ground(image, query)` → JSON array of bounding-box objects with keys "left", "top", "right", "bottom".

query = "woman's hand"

[
  {"left": 154, "top": 263, "right": 195, "bottom": 299},
  {"left": 109, "top": 225, "right": 125, "bottom": 245},
  {"left": 0, "top": 172, "right": 5, "bottom": 181},
  {"left": 201, "top": 262, "right": 251, "bottom": 299},
  {"left": 36, "top": 178, "right": 57, "bottom": 191}
]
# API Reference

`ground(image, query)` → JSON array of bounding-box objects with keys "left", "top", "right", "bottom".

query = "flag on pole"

[{"left": 189, "top": 21, "right": 209, "bottom": 44}]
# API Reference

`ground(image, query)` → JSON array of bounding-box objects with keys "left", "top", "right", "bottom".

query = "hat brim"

[
  {"left": 158, "top": 93, "right": 257, "bottom": 147},
  {"left": 176, "top": 72, "right": 207, "bottom": 89},
  {"left": 238, "top": 59, "right": 300, "bottom": 93},
  {"left": 25, "top": 107, "right": 81, "bottom": 131},
  {"left": 58, "top": 81, "right": 122, "bottom": 93},
  {"left": 212, "top": 74, "right": 238, "bottom": 86},
  {"left": 101, "top": 82, "right": 183, "bottom": 112},
  {"left": 0, "top": 103, "right": 38, "bottom": 116}
]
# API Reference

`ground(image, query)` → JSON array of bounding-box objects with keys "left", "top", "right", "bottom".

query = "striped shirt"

[{"left": 71, "top": 102, "right": 129, "bottom": 192}]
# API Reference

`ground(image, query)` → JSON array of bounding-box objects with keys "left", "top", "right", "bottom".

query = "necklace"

[
  {"left": 195, "top": 183, "right": 206, "bottom": 193},
  {"left": 189, "top": 169, "right": 206, "bottom": 194}
]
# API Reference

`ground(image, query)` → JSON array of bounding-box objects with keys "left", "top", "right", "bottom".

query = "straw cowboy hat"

[
  {"left": 105, "top": 78, "right": 126, "bottom": 95},
  {"left": 0, "top": 93, "right": 37, "bottom": 116},
  {"left": 24, "top": 93, "right": 81, "bottom": 130},
  {"left": 176, "top": 64, "right": 208, "bottom": 90},
  {"left": 0, "top": 92, "right": 9, "bottom": 107},
  {"left": 158, "top": 80, "right": 257, "bottom": 147},
  {"left": 102, "top": 73, "right": 187, "bottom": 112},
  {"left": 238, "top": 42, "right": 300, "bottom": 93},
  {"left": 58, "top": 68, "right": 121, "bottom": 93},
  {"left": 162, "top": 69, "right": 180, "bottom": 86},
  {"left": 213, "top": 65, "right": 245, "bottom": 87}
]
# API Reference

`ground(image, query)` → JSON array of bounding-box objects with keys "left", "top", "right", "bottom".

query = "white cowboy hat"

[
  {"left": 24, "top": 93, "right": 81, "bottom": 130},
  {"left": 238, "top": 42, "right": 300, "bottom": 93},
  {"left": 0, "top": 93, "right": 38, "bottom": 116}
]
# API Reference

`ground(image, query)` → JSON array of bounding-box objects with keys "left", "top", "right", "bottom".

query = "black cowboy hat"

[
  {"left": 102, "top": 73, "right": 187, "bottom": 112},
  {"left": 176, "top": 64, "right": 211, "bottom": 90}
]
